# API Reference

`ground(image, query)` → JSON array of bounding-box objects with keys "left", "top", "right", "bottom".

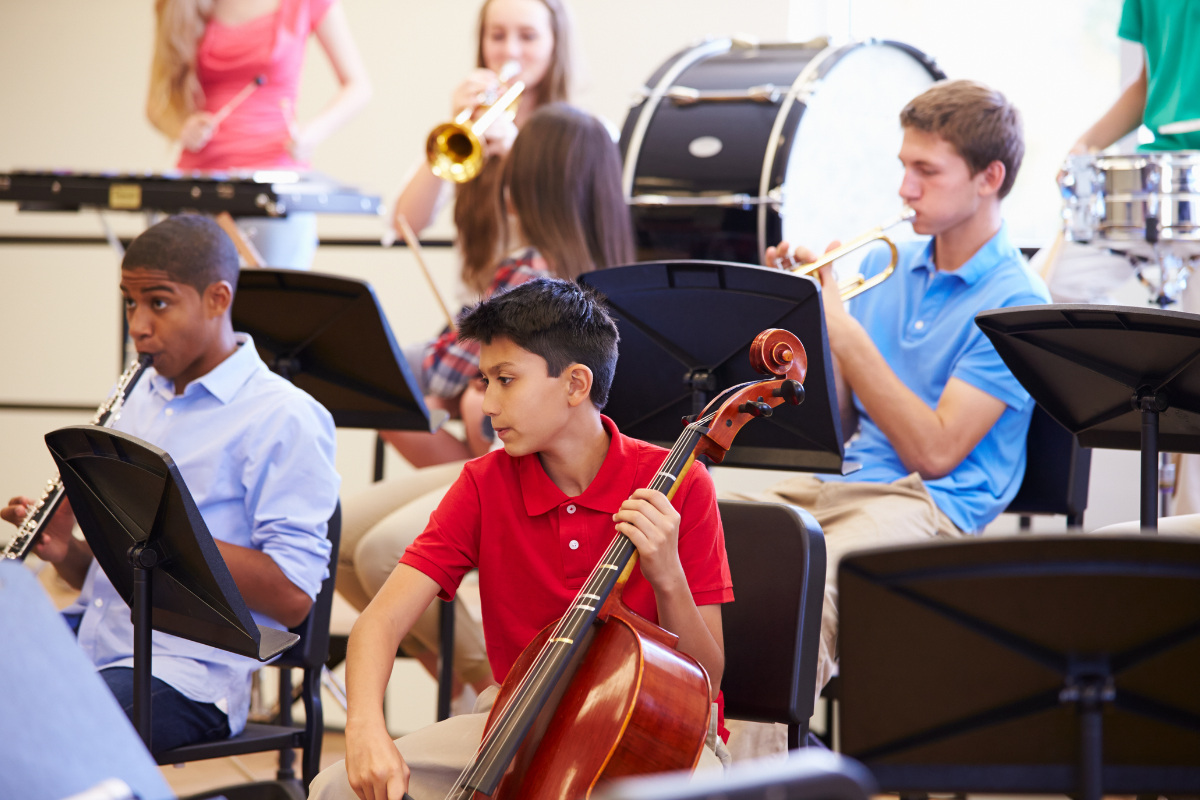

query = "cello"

[{"left": 437, "top": 328, "right": 808, "bottom": 800}]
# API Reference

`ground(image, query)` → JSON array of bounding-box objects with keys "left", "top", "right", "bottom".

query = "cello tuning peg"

[
  {"left": 737, "top": 400, "right": 773, "bottom": 418},
  {"left": 771, "top": 380, "right": 804, "bottom": 405},
  {"left": 681, "top": 414, "right": 698, "bottom": 426}
]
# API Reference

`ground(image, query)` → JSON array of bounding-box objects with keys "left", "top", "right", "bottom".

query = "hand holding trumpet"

[{"left": 765, "top": 240, "right": 855, "bottom": 345}]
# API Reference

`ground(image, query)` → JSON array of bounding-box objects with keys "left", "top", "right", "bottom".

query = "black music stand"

[
  {"left": 837, "top": 535, "right": 1200, "bottom": 800},
  {"left": 46, "top": 424, "right": 299, "bottom": 751},
  {"left": 580, "top": 261, "right": 852, "bottom": 473},
  {"left": 232, "top": 268, "right": 448, "bottom": 432},
  {"left": 976, "top": 304, "right": 1200, "bottom": 529}
]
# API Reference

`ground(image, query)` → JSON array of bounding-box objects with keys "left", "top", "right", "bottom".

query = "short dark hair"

[
  {"left": 122, "top": 214, "right": 239, "bottom": 295},
  {"left": 458, "top": 278, "right": 620, "bottom": 409},
  {"left": 900, "top": 79, "right": 1024, "bottom": 199}
]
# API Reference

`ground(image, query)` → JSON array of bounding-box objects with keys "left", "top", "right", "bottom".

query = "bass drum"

[{"left": 620, "top": 38, "right": 945, "bottom": 266}]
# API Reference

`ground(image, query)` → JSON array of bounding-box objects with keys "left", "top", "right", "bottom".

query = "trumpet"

[
  {"left": 427, "top": 61, "right": 524, "bottom": 183},
  {"left": 775, "top": 207, "right": 916, "bottom": 300}
]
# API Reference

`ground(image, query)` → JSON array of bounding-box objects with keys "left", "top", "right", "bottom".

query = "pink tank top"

[{"left": 177, "top": 0, "right": 335, "bottom": 171}]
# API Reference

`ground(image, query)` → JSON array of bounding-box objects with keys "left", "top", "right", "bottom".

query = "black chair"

[
  {"left": 156, "top": 503, "right": 342, "bottom": 790},
  {"left": 1005, "top": 404, "right": 1092, "bottom": 530},
  {"left": 718, "top": 500, "right": 826, "bottom": 750}
]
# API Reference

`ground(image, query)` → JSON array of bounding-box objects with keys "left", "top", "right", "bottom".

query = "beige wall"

[
  {"left": 0, "top": 0, "right": 1141, "bottom": 530},
  {"left": 0, "top": 0, "right": 790, "bottom": 512}
]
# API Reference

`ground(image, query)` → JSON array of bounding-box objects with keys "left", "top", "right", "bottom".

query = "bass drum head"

[{"left": 781, "top": 43, "right": 939, "bottom": 276}]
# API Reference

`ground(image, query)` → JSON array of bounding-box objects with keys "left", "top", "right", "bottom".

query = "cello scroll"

[{"left": 696, "top": 328, "right": 806, "bottom": 462}]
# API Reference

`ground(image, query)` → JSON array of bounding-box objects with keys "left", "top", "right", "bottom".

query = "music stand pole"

[
  {"left": 131, "top": 547, "right": 155, "bottom": 749},
  {"left": 1138, "top": 389, "right": 1168, "bottom": 531}
]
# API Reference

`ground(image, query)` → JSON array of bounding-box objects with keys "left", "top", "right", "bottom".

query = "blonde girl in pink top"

[{"left": 146, "top": 0, "right": 372, "bottom": 268}]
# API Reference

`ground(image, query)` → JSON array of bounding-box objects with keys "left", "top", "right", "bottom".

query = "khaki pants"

[
  {"left": 336, "top": 461, "right": 493, "bottom": 685},
  {"left": 724, "top": 473, "right": 963, "bottom": 702},
  {"left": 309, "top": 687, "right": 727, "bottom": 798}
]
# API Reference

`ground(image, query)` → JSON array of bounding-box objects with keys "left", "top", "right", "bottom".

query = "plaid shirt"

[{"left": 423, "top": 248, "right": 551, "bottom": 399}]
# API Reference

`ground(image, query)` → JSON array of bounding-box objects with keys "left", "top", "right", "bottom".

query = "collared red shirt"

[
  {"left": 69, "top": 334, "right": 340, "bottom": 735},
  {"left": 822, "top": 222, "right": 1051, "bottom": 532},
  {"left": 400, "top": 415, "right": 734, "bottom": 683}
]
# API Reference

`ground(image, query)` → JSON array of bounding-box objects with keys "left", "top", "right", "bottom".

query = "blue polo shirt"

[{"left": 822, "top": 223, "right": 1050, "bottom": 533}]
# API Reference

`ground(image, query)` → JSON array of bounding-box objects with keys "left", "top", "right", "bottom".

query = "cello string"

[
  {"left": 449, "top": 413, "right": 716, "bottom": 794},
  {"left": 447, "top": 422, "right": 704, "bottom": 795}
]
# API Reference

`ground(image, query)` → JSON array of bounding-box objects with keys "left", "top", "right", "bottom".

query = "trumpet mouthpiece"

[{"left": 498, "top": 60, "right": 521, "bottom": 82}]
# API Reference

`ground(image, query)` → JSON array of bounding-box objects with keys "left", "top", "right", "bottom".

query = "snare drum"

[
  {"left": 619, "top": 38, "right": 944, "bottom": 265},
  {"left": 1061, "top": 152, "right": 1200, "bottom": 258}
]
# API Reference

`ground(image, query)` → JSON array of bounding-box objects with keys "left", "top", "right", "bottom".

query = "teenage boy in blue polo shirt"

[{"left": 761, "top": 80, "right": 1050, "bottom": 697}]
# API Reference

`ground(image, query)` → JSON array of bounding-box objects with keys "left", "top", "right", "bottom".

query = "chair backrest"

[
  {"left": 276, "top": 502, "right": 341, "bottom": 670},
  {"left": 717, "top": 500, "right": 826, "bottom": 727},
  {"left": 1005, "top": 404, "right": 1091, "bottom": 517}
]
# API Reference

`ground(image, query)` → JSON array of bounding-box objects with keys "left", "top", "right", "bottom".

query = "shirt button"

[
  {"left": 94, "top": 598, "right": 103, "bottom": 608},
  {"left": 566, "top": 504, "right": 577, "bottom": 514},
  {"left": 569, "top": 540, "right": 580, "bottom": 550},
  {"left": 914, "top": 320, "right": 925, "bottom": 330},
  {"left": 165, "top": 408, "right": 174, "bottom": 416}
]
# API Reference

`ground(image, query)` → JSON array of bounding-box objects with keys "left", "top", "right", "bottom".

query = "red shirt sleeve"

[
  {"left": 398, "top": 465, "right": 482, "bottom": 600},
  {"left": 673, "top": 462, "right": 735, "bottom": 606}
]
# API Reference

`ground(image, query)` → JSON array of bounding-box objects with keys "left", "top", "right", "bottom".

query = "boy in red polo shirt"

[{"left": 311, "top": 278, "right": 734, "bottom": 800}]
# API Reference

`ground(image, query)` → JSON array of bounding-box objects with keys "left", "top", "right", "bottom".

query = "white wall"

[{"left": 0, "top": 0, "right": 1143, "bottom": 530}]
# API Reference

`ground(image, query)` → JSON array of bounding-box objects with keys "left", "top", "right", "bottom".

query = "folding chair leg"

[
  {"left": 277, "top": 668, "right": 296, "bottom": 782},
  {"left": 437, "top": 599, "right": 454, "bottom": 722},
  {"left": 787, "top": 723, "right": 802, "bottom": 750},
  {"left": 302, "top": 667, "right": 323, "bottom": 788}
]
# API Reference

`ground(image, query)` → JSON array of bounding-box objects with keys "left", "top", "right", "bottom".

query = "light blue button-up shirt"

[
  {"left": 68, "top": 334, "right": 339, "bottom": 735},
  {"left": 822, "top": 223, "right": 1050, "bottom": 533}
]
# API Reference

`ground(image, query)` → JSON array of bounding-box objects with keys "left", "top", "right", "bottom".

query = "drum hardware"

[
  {"left": 775, "top": 207, "right": 915, "bottom": 300},
  {"left": 620, "top": 38, "right": 943, "bottom": 265},
  {"left": 665, "top": 84, "right": 783, "bottom": 105},
  {"left": 1, "top": 354, "right": 152, "bottom": 562},
  {"left": 426, "top": 60, "right": 524, "bottom": 184},
  {"left": 1060, "top": 152, "right": 1200, "bottom": 307},
  {"left": 630, "top": 192, "right": 777, "bottom": 207}
]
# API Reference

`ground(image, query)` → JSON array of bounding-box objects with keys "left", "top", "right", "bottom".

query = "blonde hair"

[
  {"left": 455, "top": 0, "right": 578, "bottom": 294},
  {"left": 146, "top": 0, "right": 213, "bottom": 138}
]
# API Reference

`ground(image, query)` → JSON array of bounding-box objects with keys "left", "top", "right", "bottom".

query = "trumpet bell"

[{"left": 427, "top": 123, "right": 485, "bottom": 183}]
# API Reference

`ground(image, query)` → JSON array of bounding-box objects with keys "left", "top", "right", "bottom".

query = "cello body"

[{"left": 483, "top": 593, "right": 712, "bottom": 799}]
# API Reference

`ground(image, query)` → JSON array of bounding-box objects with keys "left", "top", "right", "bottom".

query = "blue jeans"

[{"left": 100, "top": 666, "right": 230, "bottom": 753}]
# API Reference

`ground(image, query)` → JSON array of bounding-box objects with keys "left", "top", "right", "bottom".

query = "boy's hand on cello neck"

[{"left": 613, "top": 488, "right": 686, "bottom": 593}]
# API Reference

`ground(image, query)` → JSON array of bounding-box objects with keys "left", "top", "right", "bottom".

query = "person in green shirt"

[{"left": 1071, "top": 0, "right": 1200, "bottom": 154}]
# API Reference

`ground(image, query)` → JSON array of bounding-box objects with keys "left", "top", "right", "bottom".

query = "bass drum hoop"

[
  {"left": 757, "top": 39, "right": 944, "bottom": 258},
  {"left": 622, "top": 38, "right": 945, "bottom": 262}
]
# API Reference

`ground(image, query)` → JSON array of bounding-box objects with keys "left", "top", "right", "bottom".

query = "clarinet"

[{"left": 2, "top": 353, "right": 153, "bottom": 561}]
